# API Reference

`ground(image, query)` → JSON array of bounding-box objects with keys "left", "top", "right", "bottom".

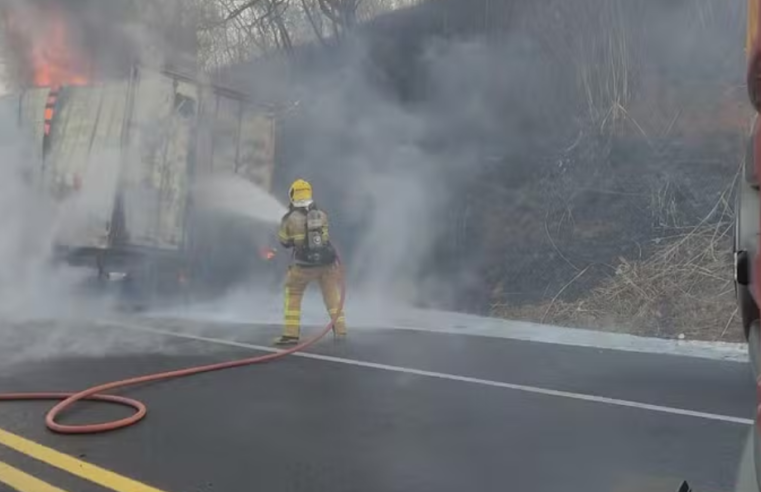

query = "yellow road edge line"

[
  {"left": 0, "top": 459, "right": 70, "bottom": 492},
  {"left": 0, "top": 427, "right": 169, "bottom": 492}
]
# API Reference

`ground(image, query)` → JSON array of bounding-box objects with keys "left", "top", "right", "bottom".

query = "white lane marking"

[{"left": 101, "top": 320, "right": 755, "bottom": 426}]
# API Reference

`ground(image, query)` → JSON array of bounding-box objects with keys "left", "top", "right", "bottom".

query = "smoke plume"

[
  {"left": 218, "top": 2, "right": 572, "bottom": 313},
  {"left": 0, "top": 0, "right": 196, "bottom": 89},
  {"left": 209, "top": 0, "right": 746, "bottom": 328},
  {"left": 0, "top": 99, "right": 111, "bottom": 322}
]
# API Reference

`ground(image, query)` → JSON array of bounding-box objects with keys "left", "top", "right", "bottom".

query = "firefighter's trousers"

[{"left": 283, "top": 262, "right": 346, "bottom": 338}]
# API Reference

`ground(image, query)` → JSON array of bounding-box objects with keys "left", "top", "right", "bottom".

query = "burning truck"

[
  {"left": 0, "top": 64, "right": 280, "bottom": 306},
  {"left": 0, "top": 1, "right": 282, "bottom": 306}
]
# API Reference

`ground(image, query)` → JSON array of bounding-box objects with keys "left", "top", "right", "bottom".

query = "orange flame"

[
  {"left": 43, "top": 88, "right": 58, "bottom": 135},
  {"left": 3, "top": 4, "right": 91, "bottom": 89},
  {"left": 259, "top": 247, "right": 277, "bottom": 261},
  {"left": 30, "top": 15, "right": 89, "bottom": 88}
]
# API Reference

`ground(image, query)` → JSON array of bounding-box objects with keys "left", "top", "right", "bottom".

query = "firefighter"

[{"left": 274, "top": 179, "right": 346, "bottom": 346}]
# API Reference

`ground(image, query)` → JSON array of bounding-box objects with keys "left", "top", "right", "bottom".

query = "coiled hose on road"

[{"left": 0, "top": 256, "right": 346, "bottom": 435}]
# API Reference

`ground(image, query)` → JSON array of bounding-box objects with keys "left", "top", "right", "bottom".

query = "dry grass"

[
  {"left": 494, "top": 224, "right": 739, "bottom": 340},
  {"left": 492, "top": 179, "right": 742, "bottom": 341}
]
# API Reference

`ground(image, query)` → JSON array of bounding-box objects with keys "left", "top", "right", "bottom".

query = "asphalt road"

[{"left": 0, "top": 317, "right": 755, "bottom": 492}]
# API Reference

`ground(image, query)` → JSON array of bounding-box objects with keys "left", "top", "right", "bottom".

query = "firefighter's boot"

[{"left": 273, "top": 335, "right": 300, "bottom": 346}]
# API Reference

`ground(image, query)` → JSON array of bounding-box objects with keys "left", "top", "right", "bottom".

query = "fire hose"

[{"left": 0, "top": 255, "right": 346, "bottom": 435}]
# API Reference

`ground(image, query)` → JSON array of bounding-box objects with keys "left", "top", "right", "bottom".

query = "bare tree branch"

[
  {"left": 268, "top": 0, "right": 294, "bottom": 53},
  {"left": 301, "top": 0, "right": 329, "bottom": 46},
  {"left": 318, "top": 0, "right": 361, "bottom": 33},
  {"left": 226, "top": 0, "right": 264, "bottom": 21},
  {"left": 316, "top": 0, "right": 340, "bottom": 24}
]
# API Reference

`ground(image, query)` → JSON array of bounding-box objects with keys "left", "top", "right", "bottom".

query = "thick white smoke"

[
  {"left": 0, "top": 102, "right": 105, "bottom": 322},
  {"left": 257, "top": 35, "right": 557, "bottom": 308}
]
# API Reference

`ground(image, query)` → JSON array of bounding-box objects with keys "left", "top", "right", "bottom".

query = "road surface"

[{"left": 0, "top": 316, "right": 755, "bottom": 492}]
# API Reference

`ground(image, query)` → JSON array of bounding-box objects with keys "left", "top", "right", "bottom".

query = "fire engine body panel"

[
  {"left": 0, "top": 65, "right": 277, "bottom": 298},
  {"left": 734, "top": 2, "right": 761, "bottom": 490},
  {"left": 735, "top": 0, "right": 761, "bottom": 376}
]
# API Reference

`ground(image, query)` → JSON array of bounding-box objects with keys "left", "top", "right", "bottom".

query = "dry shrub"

[{"left": 493, "top": 202, "right": 741, "bottom": 341}]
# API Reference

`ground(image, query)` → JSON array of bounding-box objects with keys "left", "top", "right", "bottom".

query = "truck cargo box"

[{"left": 0, "top": 65, "right": 277, "bottom": 299}]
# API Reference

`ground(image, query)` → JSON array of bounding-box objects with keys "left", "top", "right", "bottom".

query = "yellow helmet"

[{"left": 289, "top": 179, "right": 313, "bottom": 207}]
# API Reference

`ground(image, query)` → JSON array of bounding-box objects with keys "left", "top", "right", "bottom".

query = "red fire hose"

[{"left": 0, "top": 258, "right": 346, "bottom": 435}]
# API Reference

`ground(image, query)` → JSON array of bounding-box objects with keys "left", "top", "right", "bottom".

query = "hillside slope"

[{"left": 224, "top": 0, "right": 748, "bottom": 341}]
